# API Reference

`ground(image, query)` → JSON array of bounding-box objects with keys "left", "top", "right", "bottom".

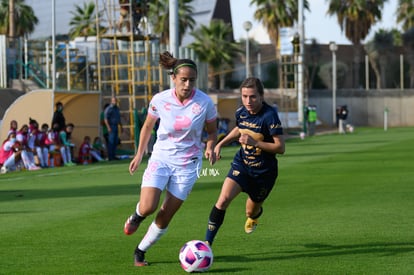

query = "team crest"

[
  {"left": 150, "top": 103, "right": 157, "bottom": 112},
  {"left": 232, "top": 170, "right": 240, "bottom": 176},
  {"left": 164, "top": 102, "right": 171, "bottom": 111},
  {"left": 208, "top": 224, "right": 216, "bottom": 231},
  {"left": 192, "top": 103, "right": 202, "bottom": 115}
]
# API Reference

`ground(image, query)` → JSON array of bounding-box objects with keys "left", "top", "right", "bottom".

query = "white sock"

[
  {"left": 135, "top": 202, "right": 143, "bottom": 217},
  {"left": 138, "top": 222, "right": 168, "bottom": 252}
]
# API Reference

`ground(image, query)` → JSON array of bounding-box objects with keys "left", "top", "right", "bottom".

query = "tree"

[
  {"left": 396, "top": 0, "right": 414, "bottom": 31},
  {"left": 68, "top": 1, "right": 106, "bottom": 41},
  {"left": 397, "top": 0, "right": 414, "bottom": 88},
  {"left": 319, "top": 60, "right": 348, "bottom": 90},
  {"left": 250, "top": 0, "right": 309, "bottom": 56},
  {"left": 148, "top": 0, "right": 195, "bottom": 46},
  {"left": 0, "top": 0, "right": 38, "bottom": 37},
  {"left": 402, "top": 27, "right": 414, "bottom": 88},
  {"left": 307, "top": 39, "right": 322, "bottom": 89},
  {"left": 327, "top": 0, "right": 385, "bottom": 88},
  {"left": 365, "top": 29, "right": 394, "bottom": 89},
  {"left": 189, "top": 20, "right": 241, "bottom": 89},
  {"left": 250, "top": 0, "right": 309, "bottom": 91}
]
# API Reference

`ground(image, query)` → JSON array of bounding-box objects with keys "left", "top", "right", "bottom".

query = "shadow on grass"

[
  {"left": 0, "top": 178, "right": 223, "bottom": 203},
  {"left": 0, "top": 184, "right": 140, "bottom": 202},
  {"left": 215, "top": 242, "right": 414, "bottom": 263}
]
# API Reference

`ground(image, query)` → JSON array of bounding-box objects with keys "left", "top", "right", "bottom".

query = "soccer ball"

[
  {"left": 0, "top": 166, "right": 8, "bottom": 174},
  {"left": 179, "top": 240, "right": 213, "bottom": 273}
]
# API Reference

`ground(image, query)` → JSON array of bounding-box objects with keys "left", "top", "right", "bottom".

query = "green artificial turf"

[{"left": 0, "top": 127, "right": 413, "bottom": 274}]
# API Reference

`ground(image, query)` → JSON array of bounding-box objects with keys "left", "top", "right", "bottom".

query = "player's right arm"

[
  {"left": 214, "top": 126, "right": 240, "bottom": 160},
  {"left": 129, "top": 114, "right": 157, "bottom": 175}
]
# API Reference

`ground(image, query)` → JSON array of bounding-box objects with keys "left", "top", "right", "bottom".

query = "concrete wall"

[{"left": 308, "top": 89, "right": 414, "bottom": 127}]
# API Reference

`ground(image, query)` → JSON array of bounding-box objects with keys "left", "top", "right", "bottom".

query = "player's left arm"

[{"left": 204, "top": 120, "right": 218, "bottom": 165}]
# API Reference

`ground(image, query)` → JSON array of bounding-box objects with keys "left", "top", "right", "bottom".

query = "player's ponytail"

[{"left": 159, "top": 51, "right": 197, "bottom": 76}]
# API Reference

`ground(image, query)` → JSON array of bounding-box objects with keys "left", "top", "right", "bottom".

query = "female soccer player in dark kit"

[{"left": 204, "top": 77, "right": 285, "bottom": 246}]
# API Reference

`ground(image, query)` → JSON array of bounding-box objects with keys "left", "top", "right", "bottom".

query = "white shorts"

[{"left": 141, "top": 157, "right": 202, "bottom": 201}]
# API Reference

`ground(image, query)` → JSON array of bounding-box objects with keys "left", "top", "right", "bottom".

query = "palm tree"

[
  {"left": 189, "top": 20, "right": 241, "bottom": 89},
  {"left": 250, "top": 0, "right": 309, "bottom": 57},
  {"left": 397, "top": 0, "right": 414, "bottom": 88},
  {"left": 0, "top": 0, "right": 38, "bottom": 37},
  {"left": 327, "top": 0, "right": 385, "bottom": 88},
  {"left": 307, "top": 38, "right": 321, "bottom": 89},
  {"left": 396, "top": 0, "right": 414, "bottom": 31},
  {"left": 402, "top": 27, "right": 414, "bottom": 88},
  {"left": 365, "top": 29, "right": 394, "bottom": 89},
  {"left": 148, "top": 0, "right": 195, "bottom": 46},
  {"left": 68, "top": 1, "right": 106, "bottom": 41}
]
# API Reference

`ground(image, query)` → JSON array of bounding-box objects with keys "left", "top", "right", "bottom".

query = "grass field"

[{"left": 1, "top": 127, "right": 413, "bottom": 274}]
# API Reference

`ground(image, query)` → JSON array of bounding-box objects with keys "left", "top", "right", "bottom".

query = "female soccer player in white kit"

[{"left": 123, "top": 51, "right": 218, "bottom": 266}]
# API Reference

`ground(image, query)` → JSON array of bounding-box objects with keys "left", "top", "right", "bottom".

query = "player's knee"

[{"left": 215, "top": 199, "right": 231, "bottom": 210}]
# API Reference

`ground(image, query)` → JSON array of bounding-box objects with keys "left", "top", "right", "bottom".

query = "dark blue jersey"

[{"left": 233, "top": 102, "right": 283, "bottom": 172}]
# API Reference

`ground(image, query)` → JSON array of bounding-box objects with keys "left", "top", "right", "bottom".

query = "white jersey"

[{"left": 148, "top": 88, "right": 217, "bottom": 164}]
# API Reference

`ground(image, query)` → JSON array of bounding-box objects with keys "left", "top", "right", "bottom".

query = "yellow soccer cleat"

[{"left": 244, "top": 217, "right": 258, "bottom": 234}]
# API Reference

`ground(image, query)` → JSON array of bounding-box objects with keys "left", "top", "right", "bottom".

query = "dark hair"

[
  {"left": 239, "top": 77, "right": 264, "bottom": 96},
  {"left": 56, "top": 102, "right": 63, "bottom": 107},
  {"left": 159, "top": 51, "right": 197, "bottom": 75},
  {"left": 20, "top": 124, "right": 29, "bottom": 131},
  {"left": 29, "top": 117, "right": 38, "bottom": 127}
]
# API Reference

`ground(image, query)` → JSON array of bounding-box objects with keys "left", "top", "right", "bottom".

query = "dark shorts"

[{"left": 226, "top": 161, "right": 278, "bottom": 203}]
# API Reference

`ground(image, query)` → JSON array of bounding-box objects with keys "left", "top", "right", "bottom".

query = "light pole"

[
  {"left": 243, "top": 21, "right": 252, "bottom": 78},
  {"left": 329, "top": 41, "right": 338, "bottom": 126},
  {"left": 52, "top": 0, "right": 56, "bottom": 90}
]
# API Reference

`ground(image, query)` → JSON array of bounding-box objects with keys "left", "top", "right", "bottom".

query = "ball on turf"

[{"left": 179, "top": 240, "right": 213, "bottom": 273}]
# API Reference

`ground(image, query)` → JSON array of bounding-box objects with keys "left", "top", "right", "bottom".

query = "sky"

[{"left": 230, "top": 0, "right": 399, "bottom": 45}]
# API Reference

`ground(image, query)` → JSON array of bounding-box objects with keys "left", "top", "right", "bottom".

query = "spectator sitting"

[
  {"left": 28, "top": 118, "right": 43, "bottom": 168},
  {"left": 45, "top": 123, "right": 62, "bottom": 167},
  {"left": 0, "top": 133, "right": 24, "bottom": 174},
  {"left": 35, "top": 123, "right": 50, "bottom": 168},
  {"left": 79, "top": 136, "right": 104, "bottom": 164},
  {"left": 59, "top": 123, "right": 76, "bottom": 166},
  {"left": 7, "top": 120, "right": 18, "bottom": 137},
  {"left": 92, "top": 136, "right": 107, "bottom": 160},
  {"left": 16, "top": 124, "right": 40, "bottom": 171}
]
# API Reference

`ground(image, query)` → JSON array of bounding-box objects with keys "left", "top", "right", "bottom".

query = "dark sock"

[
  {"left": 250, "top": 207, "right": 263, "bottom": 219},
  {"left": 132, "top": 212, "right": 145, "bottom": 224},
  {"left": 205, "top": 206, "right": 226, "bottom": 246},
  {"left": 134, "top": 247, "right": 146, "bottom": 262}
]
